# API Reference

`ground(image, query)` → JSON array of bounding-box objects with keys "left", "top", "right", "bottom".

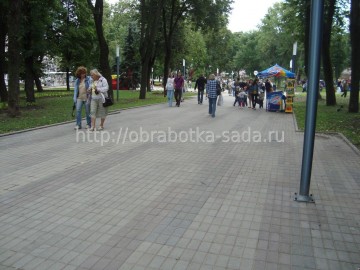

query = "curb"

[
  {"left": 0, "top": 102, "right": 166, "bottom": 138},
  {"left": 292, "top": 112, "right": 360, "bottom": 156}
]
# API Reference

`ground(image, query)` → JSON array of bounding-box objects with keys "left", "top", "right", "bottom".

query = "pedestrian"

[
  {"left": 73, "top": 66, "right": 91, "bottom": 130},
  {"left": 247, "top": 79, "right": 253, "bottom": 108},
  {"left": 250, "top": 78, "right": 259, "bottom": 109},
  {"left": 88, "top": 69, "right": 109, "bottom": 131},
  {"left": 341, "top": 80, "right": 349, "bottom": 98},
  {"left": 265, "top": 79, "right": 272, "bottom": 93},
  {"left": 302, "top": 80, "right": 307, "bottom": 92},
  {"left": 165, "top": 72, "right": 175, "bottom": 107},
  {"left": 206, "top": 74, "right": 218, "bottom": 118},
  {"left": 174, "top": 71, "right": 184, "bottom": 107},
  {"left": 194, "top": 74, "right": 207, "bottom": 104}
]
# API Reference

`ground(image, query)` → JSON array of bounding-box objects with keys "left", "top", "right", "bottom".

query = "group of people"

[
  {"left": 73, "top": 66, "right": 109, "bottom": 131},
  {"left": 165, "top": 72, "right": 272, "bottom": 118}
]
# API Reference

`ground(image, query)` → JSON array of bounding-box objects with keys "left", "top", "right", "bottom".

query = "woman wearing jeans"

[
  {"left": 73, "top": 66, "right": 91, "bottom": 130},
  {"left": 206, "top": 74, "right": 218, "bottom": 118},
  {"left": 165, "top": 72, "right": 175, "bottom": 107}
]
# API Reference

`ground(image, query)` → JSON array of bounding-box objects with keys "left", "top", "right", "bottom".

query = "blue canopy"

[{"left": 257, "top": 64, "right": 295, "bottom": 79}]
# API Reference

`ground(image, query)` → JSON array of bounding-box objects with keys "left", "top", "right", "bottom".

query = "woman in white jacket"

[
  {"left": 89, "top": 69, "right": 109, "bottom": 131},
  {"left": 165, "top": 72, "right": 175, "bottom": 107}
]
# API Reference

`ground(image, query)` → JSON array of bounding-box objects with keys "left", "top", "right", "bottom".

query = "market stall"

[{"left": 257, "top": 64, "right": 295, "bottom": 113}]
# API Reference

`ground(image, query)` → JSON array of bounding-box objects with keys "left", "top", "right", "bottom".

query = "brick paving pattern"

[{"left": 0, "top": 94, "right": 359, "bottom": 270}]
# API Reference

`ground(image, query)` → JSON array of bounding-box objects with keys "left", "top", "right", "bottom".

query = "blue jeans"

[
  {"left": 208, "top": 97, "right": 217, "bottom": 117},
  {"left": 167, "top": 90, "right": 174, "bottom": 106},
  {"left": 76, "top": 99, "right": 91, "bottom": 127}
]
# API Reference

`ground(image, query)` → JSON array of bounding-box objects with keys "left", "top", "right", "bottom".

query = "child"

[{"left": 238, "top": 90, "right": 247, "bottom": 108}]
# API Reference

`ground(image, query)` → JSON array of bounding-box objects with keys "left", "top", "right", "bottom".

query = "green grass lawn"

[
  {"left": 293, "top": 90, "right": 360, "bottom": 149},
  {"left": 0, "top": 89, "right": 195, "bottom": 134}
]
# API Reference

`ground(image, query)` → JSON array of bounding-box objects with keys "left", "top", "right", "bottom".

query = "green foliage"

[
  {"left": 232, "top": 31, "right": 261, "bottom": 77},
  {"left": 294, "top": 91, "right": 360, "bottom": 149},
  {"left": 55, "top": 0, "right": 99, "bottom": 73},
  {"left": 103, "top": 0, "right": 140, "bottom": 68}
]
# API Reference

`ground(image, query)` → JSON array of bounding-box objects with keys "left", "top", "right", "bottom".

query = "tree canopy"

[{"left": 1, "top": 0, "right": 358, "bottom": 113}]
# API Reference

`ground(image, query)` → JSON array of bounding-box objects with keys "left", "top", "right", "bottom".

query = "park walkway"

[{"left": 0, "top": 94, "right": 359, "bottom": 270}]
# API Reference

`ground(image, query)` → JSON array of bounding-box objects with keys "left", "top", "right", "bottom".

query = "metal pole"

[
  {"left": 116, "top": 46, "right": 120, "bottom": 101},
  {"left": 295, "top": 0, "right": 324, "bottom": 203},
  {"left": 292, "top": 42, "right": 297, "bottom": 74},
  {"left": 183, "top": 59, "right": 185, "bottom": 79}
]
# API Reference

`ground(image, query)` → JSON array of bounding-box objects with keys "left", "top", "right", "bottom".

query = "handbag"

[
  {"left": 217, "top": 94, "right": 223, "bottom": 106},
  {"left": 103, "top": 97, "right": 113, "bottom": 107}
]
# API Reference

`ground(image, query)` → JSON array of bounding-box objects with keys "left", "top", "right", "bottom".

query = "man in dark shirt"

[
  {"left": 174, "top": 71, "right": 184, "bottom": 107},
  {"left": 194, "top": 74, "right": 207, "bottom": 104}
]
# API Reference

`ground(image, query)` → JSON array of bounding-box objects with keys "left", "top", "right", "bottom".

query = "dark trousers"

[
  {"left": 198, "top": 90, "right": 204, "bottom": 104},
  {"left": 233, "top": 96, "right": 240, "bottom": 106},
  {"left": 252, "top": 94, "right": 258, "bottom": 108},
  {"left": 174, "top": 88, "right": 182, "bottom": 106}
]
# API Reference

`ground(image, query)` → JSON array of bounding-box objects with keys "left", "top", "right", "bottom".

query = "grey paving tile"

[{"left": 0, "top": 95, "right": 359, "bottom": 270}]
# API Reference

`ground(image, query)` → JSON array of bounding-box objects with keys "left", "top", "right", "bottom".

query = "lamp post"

[
  {"left": 183, "top": 59, "right": 185, "bottom": 79},
  {"left": 116, "top": 45, "right": 120, "bottom": 101},
  {"left": 292, "top": 41, "right": 297, "bottom": 74}
]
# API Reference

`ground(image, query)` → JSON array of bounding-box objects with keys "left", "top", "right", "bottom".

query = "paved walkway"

[{"left": 0, "top": 94, "right": 359, "bottom": 270}]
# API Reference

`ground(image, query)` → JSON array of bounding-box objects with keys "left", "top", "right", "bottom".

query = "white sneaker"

[
  {"left": 74, "top": 125, "right": 80, "bottom": 130},
  {"left": 89, "top": 127, "right": 95, "bottom": 132},
  {"left": 85, "top": 125, "right": 90, "bottom": 129},
  {"left": 98, "top": 126, "right": 104, "bottom": 131}
]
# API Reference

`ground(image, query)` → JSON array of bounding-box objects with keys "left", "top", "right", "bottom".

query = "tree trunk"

[
  {"left": 304, "top": 0, "right": 311, "bottom": 77},
  {"left": 322, "top": 0, "right": 336, "bottom": 106},
  {"left": 349, "top": 0, "right": 359, "bottom": 113},
  {"left": 24, "top": 56, "right": 36, "bottom": 103},
  {"left": 87, "top": 0, "right": 113, "bottom": 99},
  {"left": 0, "top": 2, "right": 8, "bottom": 103},
  {"left": 139, "top": 60, "right": 149, "bottom": 99},
  {"left": 7, "top": 0, "right": 22, "bottom": 116},
  {"left": 139, "top": 0, "right": 165, "bottom": 99},
  {"left": 34, "top": 74, "right": 43, "bottom": 92},
  {"left": 66, "top": 67, "right": 70, "bottom": 91}
]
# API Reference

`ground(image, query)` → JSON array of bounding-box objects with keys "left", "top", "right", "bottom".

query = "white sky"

[
  {"left": 105, "top": 0, "right": 282, "bottom": 33},
  {"left": 228, "top": 0, "right": 283, "bottom": 32}
]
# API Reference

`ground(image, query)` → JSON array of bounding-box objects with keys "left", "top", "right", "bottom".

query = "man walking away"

[
  {"left": 174, "top": 71, "right": 184, "bottom": 107},
  {"left": 194, "top": 74, "right": 207, "bottom": 104}
]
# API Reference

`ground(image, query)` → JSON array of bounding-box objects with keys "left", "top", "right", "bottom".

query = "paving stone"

[{"left": 0, "top": 95, "right": 359, "bottom": 270}]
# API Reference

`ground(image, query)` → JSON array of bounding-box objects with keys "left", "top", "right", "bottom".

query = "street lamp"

[
  {"left": 116, "top": 45, "right": 120, "bottom": 101},
  {"left": 183, "top": 59, "right": 185, "bottom": 79},
  {"left": 292, "top": 41, "right": 297, "bottom": 74}
]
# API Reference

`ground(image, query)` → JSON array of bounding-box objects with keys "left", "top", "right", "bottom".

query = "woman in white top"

[
  {"left": 165, "top": 72, "right": 175, "bottom": 107},
  {"left": 89, "top": 69, "right": 109, "bottom": 131}
]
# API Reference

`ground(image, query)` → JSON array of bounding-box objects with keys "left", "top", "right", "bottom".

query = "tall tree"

[
  {"left": 322, "top": 0, "right": 337, "bottom": 105},
  {"left": 161, "top": 0, "right": 232, "bottom": 95},
  {"left": 122, "top": 23, "right": 140, "bottom": 89},
  {"left": 57, "top": 0, "right": 97, "bottom": 82},
  {"left": 349, "top": 0, "right": 359, "bottom": 112},
  {"left": 87, "top": 0, "right": 113, "bottom": 99},
  {"left": 0, "top": 0, "right": 8, "bottom": 103},
  {"left": 7, "top": 0, "right": 22, "bottom": 116},
  {"left": 139, "top": 0, "right": 165, "bottom": 99}
]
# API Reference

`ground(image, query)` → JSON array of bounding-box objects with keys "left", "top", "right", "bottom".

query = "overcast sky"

[
  {"left": 105, "top": 0, "right": 283, "bottom": 33},
  {"left": 228, "top": 0, "right": 282, "bottom": 32}
]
